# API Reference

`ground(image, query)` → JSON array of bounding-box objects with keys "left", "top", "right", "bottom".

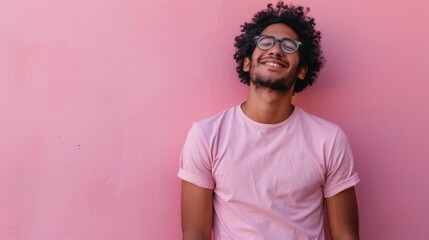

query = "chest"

[{"left": 211, "top": 130, "right": 326, "bottom": 203}]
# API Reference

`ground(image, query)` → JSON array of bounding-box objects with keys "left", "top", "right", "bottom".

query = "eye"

[
  {"left": 282, "top": 40, "right": 297, "bottom": 49},
  {"left": 258, "top": 37, "right": 274, "bottom": 49},
  {"left": 281, "top": 39, "right": 299, "bottom": 52},
  {"left": 260, "top": 42, "right": 272, "bottom": 47}
]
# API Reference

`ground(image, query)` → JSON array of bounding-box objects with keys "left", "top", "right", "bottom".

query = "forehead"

[{"left": 260, "top": 23, "right": 299, "bottom": 40}]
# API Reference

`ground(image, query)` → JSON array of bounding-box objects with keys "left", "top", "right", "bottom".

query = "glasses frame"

[{"left": 255, "top": 35, "right": 302, "bottom": 54}]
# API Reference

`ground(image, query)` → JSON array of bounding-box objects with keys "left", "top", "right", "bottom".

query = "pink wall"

[{"left": 1, "top": 0, "right": 428, "bottom": 239}]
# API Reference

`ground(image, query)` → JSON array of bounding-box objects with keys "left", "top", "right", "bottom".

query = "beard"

[{"left": 250, "top": 67, "right": 299, "bottom": 93}]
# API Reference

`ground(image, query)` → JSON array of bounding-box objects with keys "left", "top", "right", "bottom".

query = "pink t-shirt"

[{"left": 178, "top": 105, "right": 360, "bottom": 240}]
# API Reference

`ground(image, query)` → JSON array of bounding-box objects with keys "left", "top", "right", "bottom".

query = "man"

[{"left": 178, "top": 2, "right": 360, "bottom": 240}]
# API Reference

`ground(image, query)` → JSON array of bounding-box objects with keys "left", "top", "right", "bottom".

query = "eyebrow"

[{"left": 259, "top": 35, "right": 299, "bottom": 41}]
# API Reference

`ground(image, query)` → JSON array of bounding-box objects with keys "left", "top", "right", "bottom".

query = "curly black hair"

[{"left": 233, "top": 1, "right": 325, "bottom": 93}]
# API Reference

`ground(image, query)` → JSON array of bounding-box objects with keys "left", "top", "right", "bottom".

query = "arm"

[
  {"left": 181, "top": 180, "right": 213, "bottom": 240},
  {"left": 326, "top": 187, "right": 359, "bottom": 240}
]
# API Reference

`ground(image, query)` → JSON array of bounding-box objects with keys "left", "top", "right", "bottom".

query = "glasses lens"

[
  {"left": 281, "top": 39, "right": 299, "bottom": 53},
  {"left": 257, "top": 36, "right": 274, "bottom": 50}
]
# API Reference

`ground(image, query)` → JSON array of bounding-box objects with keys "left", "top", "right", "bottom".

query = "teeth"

[{"left": 265, "top": 62, "right": 281, "bottom": 67}]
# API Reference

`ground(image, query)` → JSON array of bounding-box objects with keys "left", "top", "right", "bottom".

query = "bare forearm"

[
  {"left": 182, "top": 232, "right": 211, "bottom": 240},
  {"left": 328, "top": 212, "right": 359, "bottom": 240},
  {"left": 330, "top": 231, "right": 359, "bottom": 240},
  {"left": 181, "top": 181, "right": 213, "bottom": 240},
  {"left": 326, "top": 187, "right": 359, "bottom": 240}
]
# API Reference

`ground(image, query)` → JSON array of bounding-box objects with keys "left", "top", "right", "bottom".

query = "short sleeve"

[
  {"left": 323, "top": 128, "right": 360, "bottom": 198},
  {"left": 177, "top": 124, "right": 215, "bottom": 189}
]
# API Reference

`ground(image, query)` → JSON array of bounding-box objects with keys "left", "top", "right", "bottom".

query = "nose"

[{"left": 268, "top": 41, "right": 284, "bottom": 57}]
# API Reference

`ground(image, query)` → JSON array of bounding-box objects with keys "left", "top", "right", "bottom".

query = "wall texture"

[{"left": 1, "top": 0, "right": 428, "bottom": 239}]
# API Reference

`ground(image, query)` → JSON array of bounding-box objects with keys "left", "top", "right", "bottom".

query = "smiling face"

[{"left": 243, "top": 23, "right": 307, "bottom": 92}]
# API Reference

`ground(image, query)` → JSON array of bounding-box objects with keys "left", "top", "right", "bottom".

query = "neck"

[{"left": 242, "top": 83, "right": 295, "bottom": 124}]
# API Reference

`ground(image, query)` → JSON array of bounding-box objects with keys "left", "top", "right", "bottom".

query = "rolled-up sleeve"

[
  {"left": 178, "top": 125, "right": 215, "bottom": 189},
  {"left": 323, "top": 128, "right": 360, "bottom": 198}
]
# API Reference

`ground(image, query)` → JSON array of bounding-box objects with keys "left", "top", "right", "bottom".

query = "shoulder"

[
  {"left": 294, "top": 107, "right": 346, "bottom": 143},
  {"left": 296, "top": 107, "right": 341, "bottom": 132},
  {"left": 192, "top": 105, "right": 238, "bottom": 136}
]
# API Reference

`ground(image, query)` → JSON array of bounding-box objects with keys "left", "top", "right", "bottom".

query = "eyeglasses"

[{"left": 255, "top": 35, "right": 302, "bottom": 54}]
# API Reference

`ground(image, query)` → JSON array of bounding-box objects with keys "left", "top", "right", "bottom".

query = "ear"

[
  {"left": 298, "top": 65, "right": 308, "bottom": 80},
  {"left": 243, "top": 57, "right": 251, "bottom": 72}
]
